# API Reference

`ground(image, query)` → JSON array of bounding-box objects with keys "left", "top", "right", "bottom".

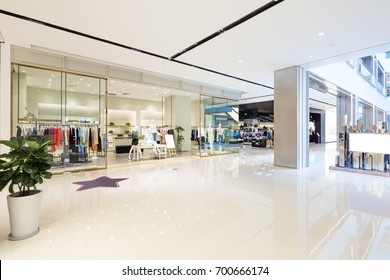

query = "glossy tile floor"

[{"left": 1, "top": 143, "right": 389, "bottom": 260}]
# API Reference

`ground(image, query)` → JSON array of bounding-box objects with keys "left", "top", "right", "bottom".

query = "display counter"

[{"left": 113, "top": 137, "right": 133, "bottom": 153}]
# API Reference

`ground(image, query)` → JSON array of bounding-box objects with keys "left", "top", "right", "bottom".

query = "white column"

[{"left": 274, "top": 66, "right": 309, "bottom": 169}]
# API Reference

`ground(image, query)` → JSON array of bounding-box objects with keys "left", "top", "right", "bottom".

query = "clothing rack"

[{"left": 19, "top": 112, "right": 39, "bottom": 131}]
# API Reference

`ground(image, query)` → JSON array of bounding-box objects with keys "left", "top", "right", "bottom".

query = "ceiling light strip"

[
  {"left": 173, "top": 59, "right": 274, "bottom": 89},
  {"left": 170, "top": 0, "right": 286, "bottom": 60},
  {"left": 0, "top": 9, "right": 273, "bottom": 90}
]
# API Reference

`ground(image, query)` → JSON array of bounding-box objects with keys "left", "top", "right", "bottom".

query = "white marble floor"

[{"left": 0, "top": 143, "right": 389, "bottom": 260}]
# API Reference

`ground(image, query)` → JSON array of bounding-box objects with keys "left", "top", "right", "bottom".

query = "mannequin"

[
  {"left": 198, "top": 123, "right": 205, "bottom": 137},
  {"left": 207, "top": 124, "right": 215, "bottom": 151},
  {"left": 198, "top": 123, "right": 206, "bottom": 149},
  {"left": 217, "top": 123, "right": 224, "bottom": 144},
  {"left": 150, "top": 123, "right": 157, "bottom": 142},
  {"left": 131, "top": 126, "right": 139, "bottom": 139},
  {"left": 129, "top": 126, "right": 141, "bottom": 160}
]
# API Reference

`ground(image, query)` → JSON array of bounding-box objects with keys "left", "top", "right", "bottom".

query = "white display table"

[{"left": 128, "top": 144, "right": 167, "bottom": 161}]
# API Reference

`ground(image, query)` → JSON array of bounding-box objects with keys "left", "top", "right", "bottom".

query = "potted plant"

[
  {"left": 0, "top": 135, "right": 53, "bottom": 240},
  {"left": 174, "top": 125, "right": 185, "bottom": 151}
]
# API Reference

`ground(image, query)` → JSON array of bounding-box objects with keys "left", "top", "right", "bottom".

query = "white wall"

[
  {"left": 325, "top": 111, "right": 337, "bottom": 142},
  {"left": 309, "top": 88, "right": 337, "bottom": 109},
  {"left": 191, "top": 99, "right": 200, "bottom": 127},
  {"left": 311, "top": 62, "right": 390, "bottom": 112},
  {"left": 108, "top": 96, "right": 162, "bottom": 128}
]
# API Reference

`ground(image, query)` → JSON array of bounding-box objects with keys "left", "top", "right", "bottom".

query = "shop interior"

[
  {"left": 11, "top": 64, "right": 241, "bottom": 173},
  {"left": 239, "top": 101, "right": 274, "bottom": 148}
]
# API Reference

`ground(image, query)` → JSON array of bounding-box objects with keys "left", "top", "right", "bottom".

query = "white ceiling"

[{"left": 2, "top": 0, "right": 390, "bottom": 100}]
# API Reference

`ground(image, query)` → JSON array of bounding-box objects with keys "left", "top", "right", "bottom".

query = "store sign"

[{"left": 349, "top": 133, "right": 390, "bottom": 154}]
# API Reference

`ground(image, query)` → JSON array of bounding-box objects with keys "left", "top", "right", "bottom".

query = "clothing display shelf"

[{"left": 16, "top": 121, "right": 106, "bottom": 167}]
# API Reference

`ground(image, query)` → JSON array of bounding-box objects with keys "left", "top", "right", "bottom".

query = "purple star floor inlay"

[{"left": 73, "top": 176, "right": 128, "bottom": 191}]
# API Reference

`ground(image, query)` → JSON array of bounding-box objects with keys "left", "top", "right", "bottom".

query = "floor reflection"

[{"left": 0, "top": 143, "right": 389, "bottom": 259}]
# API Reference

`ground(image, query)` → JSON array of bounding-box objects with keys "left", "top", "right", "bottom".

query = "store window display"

[
  {"left": 199, "top": 95, "right": 241, "bottom": 157},
  {"left": 217, "top": 123, "right": 224, "bottom": 144},
  {"left": 11, "top": 64, "right": 107, "bottom": 172},
  {"left": 207, "top": 124, "right": 215, "bottom": 151}
]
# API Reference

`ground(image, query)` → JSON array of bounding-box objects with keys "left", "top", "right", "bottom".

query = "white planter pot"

[{"left": 7, "top": 190, "right": 43, "bottom": 241}]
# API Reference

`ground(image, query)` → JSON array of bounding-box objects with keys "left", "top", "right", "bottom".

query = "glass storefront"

[
  {"left": 199, "top": 95, "right": 241, "bottom": 157},
  {"left": 11, "top": 64, "right": 241, "bottom": 172},
  {"left": 12, "top": 64, "right": 107, "bottom": 172},
  {"left": 106, "top": 80, "right": 172, "bottom": 155}
]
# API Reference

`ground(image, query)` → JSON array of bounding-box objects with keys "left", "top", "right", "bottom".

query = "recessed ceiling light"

[
  {"left": 238, "top": 60, "right": 243, "bottom": 63},
  {"left": 309, "top": 55, "right": 313, "bottom": 59},
  {"left": 133, "top": 84, "right": 136, "bottom": 86},
  {"left": 318, "top": 32, "right": 325, "bottom": 37},
  {"left": 87, "top": 84, "right": 91, "bottom": 87}
]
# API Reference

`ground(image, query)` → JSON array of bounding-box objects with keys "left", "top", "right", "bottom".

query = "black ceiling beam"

[
  {"left": 0, "top": 9, "right": 167, "bottom": 61},
  {"left": 170, "top": 0, "right": 285, "bottom": 60},
  {"left": 173, "top": 59, "right": 273, "bottom": 89}
]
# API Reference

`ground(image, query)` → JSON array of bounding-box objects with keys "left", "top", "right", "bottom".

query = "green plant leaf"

[
  {"left": 0, "top": 170, "right": 14, "bottom": 192},
  {"left": 41, "top": 171, "right": 53, "bottom": 179},
  {"left": 0, "top": 135, "right": 53, "bottom": 194},
  {"left": 13, "top": 136, "right": 26, "bottom": 148},
  {"left": 26, "top": 140, "right": 40, "bottom": 150},
  {"left": 0, "top": 140, "right": 18, "bottom": 149}
]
